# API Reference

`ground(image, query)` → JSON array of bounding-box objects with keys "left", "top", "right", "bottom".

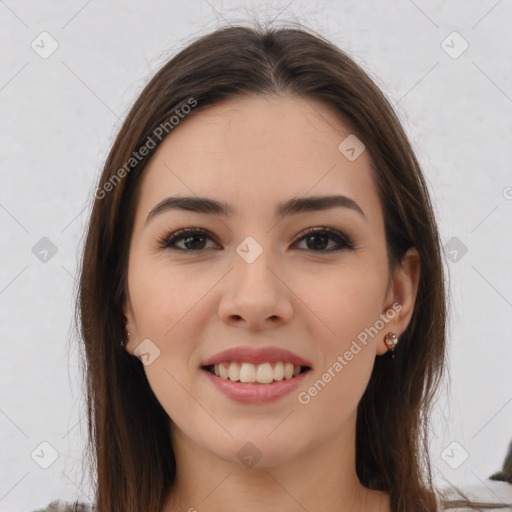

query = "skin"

[{"left": 123, "top": 94, "right": 420, "bottom": 512}]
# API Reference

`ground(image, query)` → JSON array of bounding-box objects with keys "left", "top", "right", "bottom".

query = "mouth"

[{"left": 201, "top": 361, "right": 312, "bottom": 385}]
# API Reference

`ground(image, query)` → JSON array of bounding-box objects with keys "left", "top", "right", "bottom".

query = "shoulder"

[
  {"left": 436, "top": 479, "right": 512, "bottom": 510},
  {"left": 31, "top": 500, "right": 96, "bottom": 512}
]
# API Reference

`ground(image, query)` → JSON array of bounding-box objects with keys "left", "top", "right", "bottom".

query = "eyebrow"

[{"left": 144, "top": 194, "right": 367, "bottom": 226}]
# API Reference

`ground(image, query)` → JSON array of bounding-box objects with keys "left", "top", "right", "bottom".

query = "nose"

[{"left": 217, "top": 244, "right": 294, "bottom": 331}]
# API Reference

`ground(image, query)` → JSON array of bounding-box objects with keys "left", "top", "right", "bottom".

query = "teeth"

[
  {"left": 228, "top": 362, "right": 240, "bottom": 382},
  {"left": 211, "top": 361, "right": 305, "bottom": 383},
  {"left": 239, "top": 362, "right": 256, "bottom": 383},
  {"left": 219, "top": 362, "right": 229, "bottom": 379},
  {"left": 273, "top": 361, "right": 284, "bottom": 380}
]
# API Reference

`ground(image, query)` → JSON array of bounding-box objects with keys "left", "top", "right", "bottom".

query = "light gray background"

[{"left": 1, "top": 1, "right": 511, "bottom": 510}]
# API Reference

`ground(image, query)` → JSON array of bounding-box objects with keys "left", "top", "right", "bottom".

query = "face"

[{"left": 123, "top": 94, "right": 419, "bottom": 468}]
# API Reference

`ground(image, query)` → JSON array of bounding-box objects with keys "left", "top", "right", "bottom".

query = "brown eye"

[
  {"left": 293, "top": 226, "right": 354, "bottom": 252},
  {"left": 157, "top": 228, "right": 217, "bottom": 251},
  {"left": 304, "top": 233, "right": 330, "bottom": 251}
]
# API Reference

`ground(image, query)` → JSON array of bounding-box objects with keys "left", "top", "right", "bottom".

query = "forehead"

[{"left": 135, "top": 94, "right": 380, "bottom": 224}]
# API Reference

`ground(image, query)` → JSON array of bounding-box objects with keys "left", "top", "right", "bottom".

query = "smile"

[
  {"left": 203, "top": 361, "right": 311, "bottom": 384},
  {"left": 201, "top": 365, "right": 311, "bottom": 403}
]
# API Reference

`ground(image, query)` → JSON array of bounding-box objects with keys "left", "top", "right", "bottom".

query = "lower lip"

[{"left": 201, "top": 368, "right": 310, "bottom": 403}]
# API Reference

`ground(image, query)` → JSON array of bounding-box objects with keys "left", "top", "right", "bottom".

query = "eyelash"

[{"left": 155, "top": 225, "right": 354, "bottom": 253}]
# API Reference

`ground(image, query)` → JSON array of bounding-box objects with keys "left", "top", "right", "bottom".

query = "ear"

[
  {"left": 123, "top": 292, "right": 139, "bottom": 356},
  {"left": 376, "top": 247, "right": 421, "bottom": 355}
]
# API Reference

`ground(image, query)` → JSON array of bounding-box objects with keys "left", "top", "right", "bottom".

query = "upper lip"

[{"left": 201, "top": 346, "right": 313, "bottom": 368}]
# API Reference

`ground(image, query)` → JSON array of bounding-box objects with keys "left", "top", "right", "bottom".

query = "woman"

[{"left": 35, "top": 23, "right": 512, "bottom": 512}]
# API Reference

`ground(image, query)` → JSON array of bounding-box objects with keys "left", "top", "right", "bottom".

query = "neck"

[{"left": 163, "top": 410, "right": 389, "bottom": 512}]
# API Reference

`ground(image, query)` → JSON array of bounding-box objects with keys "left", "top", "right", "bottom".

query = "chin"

[{"left": 206, "top": 428, "right": 312, "bottom": 469}]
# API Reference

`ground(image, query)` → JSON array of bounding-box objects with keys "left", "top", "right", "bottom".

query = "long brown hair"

[{"left": 75, "top": 22, "right": 510, "bottom": 512}]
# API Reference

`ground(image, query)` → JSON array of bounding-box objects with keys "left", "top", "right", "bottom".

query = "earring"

[
  {"left": 383, "top": 332, "right": 398, "bottom": 359},
  {"left": 121, "top": 332, "right": 130, "bottom": 348}
]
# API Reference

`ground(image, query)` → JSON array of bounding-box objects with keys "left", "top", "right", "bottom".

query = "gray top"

[{"left": 31, "top": 500, "right": 96, "bottom": 512}]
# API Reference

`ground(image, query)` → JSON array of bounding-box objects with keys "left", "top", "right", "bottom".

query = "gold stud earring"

[{"left": 383, "top": 332, "right": 398, "bottom": 359}]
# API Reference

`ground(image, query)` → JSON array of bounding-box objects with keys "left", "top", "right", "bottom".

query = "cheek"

[
  {"left": 300, "top": 347, "right": 375, "bottom": 409},
  {"left": 295, "top": 272, "right": 381, "bottom": 427},
  {"left": 127, "top": 253, "right": 230, "bottom": 376},
  {"left": 298, "top": 261, "right": 388, "bottom": 348},
  {"left": 128, "top": 253, "right": 214, "bottom": 336}
]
